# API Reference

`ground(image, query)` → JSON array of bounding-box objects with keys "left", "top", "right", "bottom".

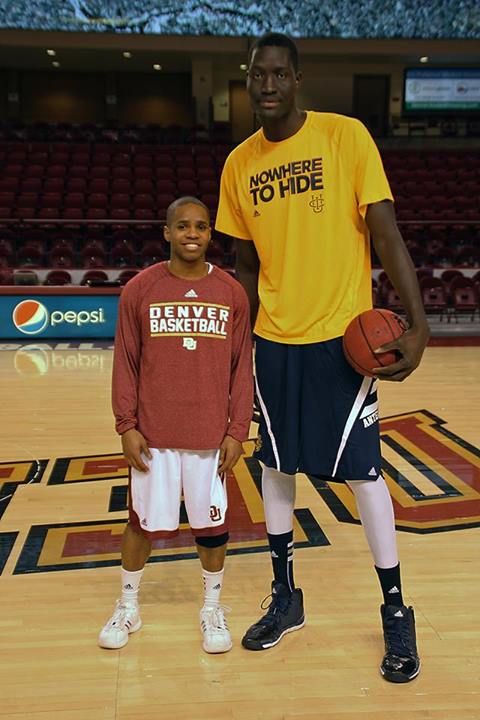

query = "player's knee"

[
  {"left": 126, "top": 522, "right": 150, "bottom": 541},
  {"left": 195, "top": 532, "right": 229, "bottom": 548}
]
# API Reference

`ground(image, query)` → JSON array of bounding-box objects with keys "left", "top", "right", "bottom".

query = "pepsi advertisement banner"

[{"left": 1, "top": 295, "right": 119, "bottom": 339}]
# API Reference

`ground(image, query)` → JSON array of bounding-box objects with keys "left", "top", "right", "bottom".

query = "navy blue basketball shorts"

[{"left": 253, "top": 335, "right": 382, "bottom": 482}]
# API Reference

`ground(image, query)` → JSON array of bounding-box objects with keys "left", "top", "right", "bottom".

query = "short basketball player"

[
  {"left": 215, "top": 33, "right": 429, "bottom": 682},
  {"left": 99, "top": 197, "right": 253, "bottom": 653}
]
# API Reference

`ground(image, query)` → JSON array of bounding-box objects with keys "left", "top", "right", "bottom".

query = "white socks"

[
  {"left": 261, "top": 465, "right": 296, "bottom": 534},
  {"left": 121, "top": 567, "right": 144, "bottom": 605},
  {"left": 202, "top": 568, "right": 224, "bottom": 608},
  {"left": 347, "top": 476, "right": 399, "bottom": 568}
]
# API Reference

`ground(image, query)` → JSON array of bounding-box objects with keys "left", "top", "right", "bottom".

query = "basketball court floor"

[{"left": 0, "top": 338, "right": 479, "bottom": 720}]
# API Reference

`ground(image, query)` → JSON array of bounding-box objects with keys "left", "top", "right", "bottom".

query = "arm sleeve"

[
  {"left": 111, "top": 283, "right": 141, "bottom": 435},
  {"left": 226, "top": 283, "right": 254, "bottom": 442},
  {"left": 352, "top": 119, "right": 393, "bottom": 219},
  {"left": 215, "top": 155, "right": 252, "bottom": 240}
]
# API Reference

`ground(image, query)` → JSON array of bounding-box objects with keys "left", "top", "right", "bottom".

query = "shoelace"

[
  {"left": 202, "top": 605, "right": 231, "bottom": 630},
  {"left": 384, "top": 613, "right": 414, "bottom": 657},
  {"left": 109, "top": 600, "right": 137, "bottom": 627},
  {"left": 258, "top": 592, "right": 290, "bottom": 625}
]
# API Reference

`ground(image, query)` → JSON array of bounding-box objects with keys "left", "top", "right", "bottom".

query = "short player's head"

[
  {"left": 247, "top": 33, "right": 301, "bottom": 121},
  {"left": 164, "top": 197, "right": 211, "bottom": 264}
]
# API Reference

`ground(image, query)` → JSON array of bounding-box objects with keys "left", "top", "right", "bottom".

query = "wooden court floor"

[{"left": 0, "top": 342, "right": 479, "bottom": 720}]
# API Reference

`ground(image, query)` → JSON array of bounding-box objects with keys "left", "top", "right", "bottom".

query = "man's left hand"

[{"left": 372, "top": 325, "right": 430, "bottom": 382}]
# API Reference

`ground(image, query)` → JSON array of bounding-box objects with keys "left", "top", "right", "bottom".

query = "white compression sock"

[
  {"left": 347, "top": 475, "right": 399, "bottom": 568},
  {"left": 202, "top": 568, "right": 224, "bottom": 608},
  {"left": 261, "top": 465, "right": 296, "bottom": 535},
  {"left": 121, "top": 567, "right": 144, "bottom": 604}
]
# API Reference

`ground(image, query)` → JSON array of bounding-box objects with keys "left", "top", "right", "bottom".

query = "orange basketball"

[{"left": 343, "top": 308, "right": 408, "bottom": 377}]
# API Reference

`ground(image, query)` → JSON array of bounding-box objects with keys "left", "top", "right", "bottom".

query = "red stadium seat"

[
  {"left": 177, "top": 180, "right": 197, "bottom": 195},
  {"left": 88, "top": 178, "right": 110, "bottom": 194},
  {"left": 62, "top": 207, "right": 84, "bottom": 220},
  {"left": 0, "top": 269, "right": 14, "bottom": 285},
  {"left": 17, "top": 244, "right": 43, "bottom": 266},
  {"left": 85, "top": 208, "right": 107, "bottom": 220},
  {"left": 0, "top": 178, "right": 19, "bottom": 192},
  {"left": 66, "top": 178, "right": 88, "bottom": 193},
  {"left": 452, "top": 286, "right": 477, "bottom": 321},
  {"left": 81, "top": 269, "right": 109, "bottom": 285},
  {"left": 38, "top": 207, "right": 60, "bottom": 220},
  {"left": 117, "top": 269, "right": 139, "bottom": 285},
  {"left": 21, "top": 178, "right": 43, "bottom": 193},
  {"left": 49, "top": 249, "right": 75, "bottom": 268},
  {"left": 44, "top": 269, "right": 72, "bottom": 285},
  {"left": 43, "top": 178, "right": 64, "bottom": 193},
  {"left": 46, "top": 164, "right": 67, "bottom": 178},
  {"left": 134, "top": 179, "right": 154, "bottom": 194},
  {"left": 111, "top": 208, "right": 131, "bottom": 220},
  {"left": 133, "top": 194, "right": 154, "bottom": 209},
  {"left": 90, "top": 166, "right": 110, "bottom": 179},
  {"left": 111, "top": 193, "right": 131, "bottom": 209},
  {"left": 156, "top": 179, "right": 176, "bottom": 194},
  {"left": 140, "top": 241, "right": 166, "bottom": 266},
  {"left": 134, "top": 208, "right": 155, "bottom": 221},
  {"left": 111, "top": 241, "right": 137, "bottom": 267},
  {"left": 111, "top": 178, "right": 131, "bottom": 194},
  {"left": 87, "top": 193, "right": 108, "bottom": 209},
  {"left": 25, "top": 164, "right": 44, "bottom": 178},
  {"left": 64, "top": 192, "right": 85, "bottom": 208},
  {"left": 420, "top": 277, "right": 448, "bottom": 319}
]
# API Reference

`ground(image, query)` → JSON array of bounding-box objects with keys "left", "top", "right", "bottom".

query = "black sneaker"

[
  {"left": 380, "top": 604, "right": 420, "bottom": 683},
  {"left": 241, "top": 581, "right": 305, "bottom": 651}
]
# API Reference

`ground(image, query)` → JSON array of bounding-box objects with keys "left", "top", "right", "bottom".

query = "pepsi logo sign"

[{"left": 12, "top": 300, "right": 49, "bottom": 335}]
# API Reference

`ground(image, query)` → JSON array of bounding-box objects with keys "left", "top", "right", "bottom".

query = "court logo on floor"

[
  {"left": 2, "top": 410, "right": 479, "bottom": 575},
  {"left": 314, "top": 410, "right": 480, "bottom": 534},
  {"left": 10, "top": 442, "right": 328, "bottom": 575}
]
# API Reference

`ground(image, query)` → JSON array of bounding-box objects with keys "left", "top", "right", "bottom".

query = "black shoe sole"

[
  {"left": 380, "top": 662, "right": 421, "bottom": 683},
  {"left": 241, "top": 617, "right": 305, "bottom": 651}
]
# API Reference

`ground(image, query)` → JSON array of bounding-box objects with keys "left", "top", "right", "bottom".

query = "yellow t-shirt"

[{"left": 216, "top": 111, "right": 393, "bottom": 344}]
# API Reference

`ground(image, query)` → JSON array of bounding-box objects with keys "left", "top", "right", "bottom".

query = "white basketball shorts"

[{"left": 128, "top": 448, "right": 228, "bottom": 539}]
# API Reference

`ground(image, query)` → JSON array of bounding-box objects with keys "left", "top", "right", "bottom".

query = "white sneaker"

[
  {"left": 199, "top": 604, "right": 232, "bottom": 654},
  {"left": 98, "top": 600, "right": 142, "bottom": 649}
]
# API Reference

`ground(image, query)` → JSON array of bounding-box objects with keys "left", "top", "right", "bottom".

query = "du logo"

[{"left": 183, "top": 337, "right": 197, "bottom": 351}]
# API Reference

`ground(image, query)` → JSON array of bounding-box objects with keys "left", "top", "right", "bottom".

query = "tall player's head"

[
  {"left": 247, "top": 33, "right": 302, "bottom": 123},
  {"left": 164, "top": 196, "right": 211, "bottom": 264}
]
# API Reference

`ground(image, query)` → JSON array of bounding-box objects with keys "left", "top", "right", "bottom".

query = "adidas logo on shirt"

[{"left": 184, "top": 289, "right": 198, "bottom": 298}]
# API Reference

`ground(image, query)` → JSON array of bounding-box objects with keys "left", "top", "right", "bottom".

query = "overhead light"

[
  {"left": 240, "top": 63, "right": 247, "bottom": 71},
  {"left": 153, "top": 63, "right": 162, "bottom": 71},
  {"left": 46, "top": 49, "right": 56, "bottom": 56},
  {"left": 123, "top": 51, "right": 132, "bottom": 58},
  {"left": 420, "top": 56, "right": 429, "bottom": 63},
  {"left": 52, "top": 61, "right": 60, "bottom": 68}
]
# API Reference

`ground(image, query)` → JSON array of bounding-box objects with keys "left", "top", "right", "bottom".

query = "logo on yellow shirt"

[{"left": 309, "top": 194, "right": 325, "bottom": 213}]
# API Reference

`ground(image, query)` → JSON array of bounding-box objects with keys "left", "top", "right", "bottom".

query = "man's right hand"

[{"left": 121, "top": 428, "right": 152, "bottom": 472}]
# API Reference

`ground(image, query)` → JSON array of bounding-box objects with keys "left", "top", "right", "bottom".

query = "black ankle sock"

[
  {"left": 267, "top": 530, "right": 295, "bottom": 592},
  {"left": 375, "top": 563, "right": 404, "bottom": 607}
]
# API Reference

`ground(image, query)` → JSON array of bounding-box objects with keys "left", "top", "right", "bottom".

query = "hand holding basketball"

[{"left": 343, "top": 308, "right": 408, "bottom": 379}]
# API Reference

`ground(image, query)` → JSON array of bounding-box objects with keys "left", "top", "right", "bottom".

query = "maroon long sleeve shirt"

[{"left": 112, "top": 262, "right": 253, "bottom": 449}]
